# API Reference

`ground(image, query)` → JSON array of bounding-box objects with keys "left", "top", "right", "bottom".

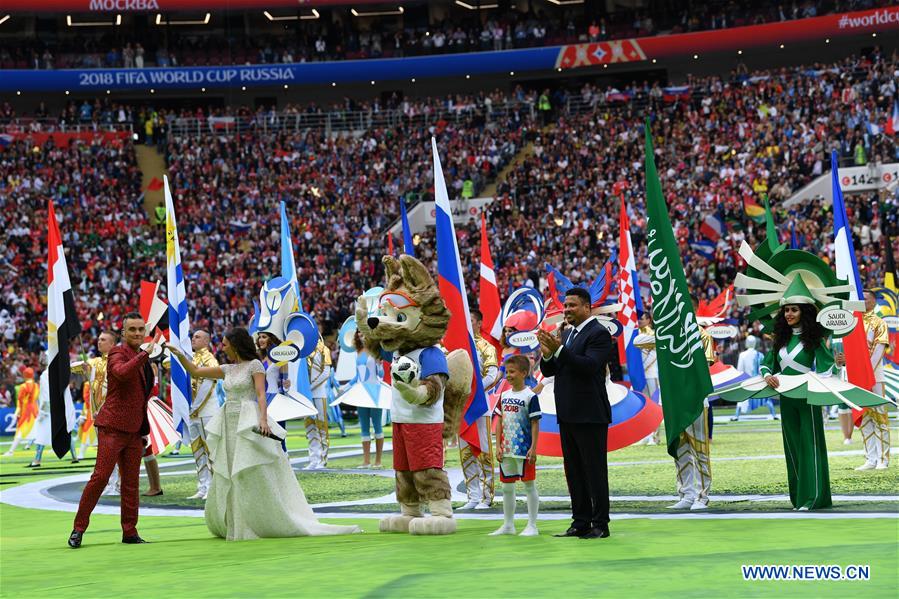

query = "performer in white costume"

[
  {"left": 459, "top": 309, "right": 500, "bottom": 510},
  {"left": 187, "top": 330, "right": 220, "bottom": 499},
  {"left": 837, "top": 290, "right": 892, "bottom": 470},
  {"left": 305, "top": 338, "right": 332, "bottom": 470},
  {"left": 633, "top": 312, "right": 659, "bottom": 445},
  {"left": 668, "top": 305, "right": 716, "bottom": 511}
]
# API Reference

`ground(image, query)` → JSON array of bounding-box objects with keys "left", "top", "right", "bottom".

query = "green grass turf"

[
  {"left": 133, "top": 472, "right": 396, "bottom": 508},
  {"left": 1, "top": 505, "right": 897, "bottom": 598}
]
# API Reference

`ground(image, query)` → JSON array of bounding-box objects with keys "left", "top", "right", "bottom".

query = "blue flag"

[{"left": 400, "top": 197, "right": 415, "bottom": 257}]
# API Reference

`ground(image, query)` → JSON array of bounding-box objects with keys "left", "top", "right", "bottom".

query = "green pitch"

[
  {"left": 1, "top": 413, "right": 897, "bottom": 598},
  {"left": 1, "top": 505, "right": 897, "bottom": 598}
]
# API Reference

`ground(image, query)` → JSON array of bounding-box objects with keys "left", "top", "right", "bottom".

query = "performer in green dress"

[{"left": 716, "top": 234, "right": 887, "bottom": 511}]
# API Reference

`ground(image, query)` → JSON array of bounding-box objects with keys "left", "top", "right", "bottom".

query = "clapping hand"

[{"left": 536, "top": 329, "right": 560, "bottom": 358}]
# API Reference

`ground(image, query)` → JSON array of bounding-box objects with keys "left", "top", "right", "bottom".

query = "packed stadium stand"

[
  {"left": 2, "top": 1, "right": 892, "bottom": 69},
  {"left": 1, "top": 1, "right": 898, "bottom": 392}
]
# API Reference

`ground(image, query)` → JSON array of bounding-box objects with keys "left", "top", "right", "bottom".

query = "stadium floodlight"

[
  {"left": 264, "top": 9, "right": 320, "bottom": 21},
  {"left": 351, "top": 7, "right": 404, "bottom": 17},
  {"left": 455, "top": 1, "right": 499, "bottom": 9},
  {"left": 544, "top": 0, "right": 585, "bottom": 5},
  {"left": 67, "top": 14, "right": 122, "bottom": 27},
  {"left": 0, "top": 15, "right": 10, "bottom": 26},
  {"left": 156, "top": 13, "right": 211, "bottom": 26}
]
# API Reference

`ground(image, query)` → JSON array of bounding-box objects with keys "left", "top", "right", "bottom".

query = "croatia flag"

[
  {"left": 886, "top": 100, "right": 899, "bottom": 136},
  {"left": 164, "top": 176, "right": 193, "bottom": 433},
  {"left": 478, "top": 211, "right": 502, "bottom": 349},
  {"left": 47, "top": 201, "right": 82, "bottom": 458},
  {"left": 616, "top": 197, "right": 646, "bottom": 392},
  {"left": 831, "top": 152, "right": 875, "bottom": 396},
  {"left": 432, "top": 138, "right": 489, "bottom": 453}
]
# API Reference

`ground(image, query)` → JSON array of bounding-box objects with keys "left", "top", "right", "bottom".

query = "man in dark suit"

[
  {"left": 537, "top": 287, "right": 612, "bottom": 539},
  {"left": 69, "top": 313, "right": 160, "bottom": 548}
]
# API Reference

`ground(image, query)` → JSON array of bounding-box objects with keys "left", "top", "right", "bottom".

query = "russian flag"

[
  {"left": 886, "top": 100, "right": 899, "bottom": 136},
  {"left": 700, "top": 212, "right": 725, "bottom": 242},
  {"left": 831, "top": 151, "right": 876, "bottom": 396},
  {"left": 432, "top": 138, "right": 489, "bottom": 454},
  {"left": 617, "top": 197, "right": 646, "bottom": 392}
]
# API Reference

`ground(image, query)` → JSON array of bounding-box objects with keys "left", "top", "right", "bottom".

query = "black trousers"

[{"left": 559, "top": 422, "right": 609, "bottom": 530}]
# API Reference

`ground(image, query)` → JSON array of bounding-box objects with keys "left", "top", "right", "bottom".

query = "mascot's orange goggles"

[{"left": 378, "top": 290, "right": 419, "bottom": 309}]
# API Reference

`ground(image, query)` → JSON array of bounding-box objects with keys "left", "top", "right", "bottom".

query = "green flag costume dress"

[{"left": 715, "top": 238, "right": 888, "bottom": 510}]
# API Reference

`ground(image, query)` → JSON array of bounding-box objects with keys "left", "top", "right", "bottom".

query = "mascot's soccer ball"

[{"left": 392, "top": 356, "right": 420, "bottom": 385}]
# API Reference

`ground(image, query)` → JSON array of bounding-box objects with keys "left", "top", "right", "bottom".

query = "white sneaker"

[
  {"left": 459, "top": 500, "right": 479, "bottom": 510},
  {"left": 798, "top": 506, "right": 809, "bottom": 511},
  {"left": 2, "top": 451, "right": 12, "bottom": 457},
  {"left": 667, "top": 498, "right": 694, "bottom": 510},
  {"left": 187, "top": 491, "right": 206, "bottom": 500},
  {"left": 102, "top": 487, "right": 120, "bottom": 497},
  {"left": 855, "top": 462, "right": 877, "bottom": 471},
  {"left": 690, "top": 501, "right": 709, "bottom": 511},
  {"left": 519, "top": 524, "right": 539, "bottom": 537},
  {"left": 843, "top": 438, "right": 852, "bottom": 445},
  {"left": 488, "top": 524, "right": 516, "bottom": 536},
  {"left": 875, "top": 462, "right": 888, "bottom": 470},
  {"left": 475, "top": 501, "right": 492, "bottom": 510},
  {"left": 302, "top": 462, "right": 319, "bottom": 470}
]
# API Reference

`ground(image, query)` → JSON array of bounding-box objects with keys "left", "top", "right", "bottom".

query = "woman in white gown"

[{"left": 168, "top": 328, "right": 361, "bottom": 541}]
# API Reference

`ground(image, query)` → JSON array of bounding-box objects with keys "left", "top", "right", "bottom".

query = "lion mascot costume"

[{"left": 356, "top": 254, "right": 473, "bottom": 535}]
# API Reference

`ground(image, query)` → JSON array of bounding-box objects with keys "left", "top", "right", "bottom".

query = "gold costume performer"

[{"left": 459, "top": 333, "right": 499, "bottom": 509}]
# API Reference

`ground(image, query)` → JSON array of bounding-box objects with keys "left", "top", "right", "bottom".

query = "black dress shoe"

[
  {"left": 122, "top": 535, "right": 149, "bottom": 544},
  {"left": 580, "top": 526, "right": 610, "bottom": 539},
  {"left": 553, "top": 527, "right": 588, "bottom": 538},
  {"left": 68, "top": 530, "right": 83, "bottom": 549}
]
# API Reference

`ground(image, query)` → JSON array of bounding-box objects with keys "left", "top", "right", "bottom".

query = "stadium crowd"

[
  {"left": 1, "top": 48, "right": 897, "bottom": 390},
  {"left": 0, "top": 0, "right": 890, "bottom": 69}
]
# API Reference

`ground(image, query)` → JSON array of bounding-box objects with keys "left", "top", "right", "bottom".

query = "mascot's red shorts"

[{"left": 392, "top": 422, "right": 444, "bottom": 471}]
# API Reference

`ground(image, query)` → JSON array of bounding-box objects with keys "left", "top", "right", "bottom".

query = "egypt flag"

[
  {"left": 432, "top": 138, "right": 489, "bottom": 454},
  {"left": 47, "top": 201, "right": 82, "bottom": 458},
  {"left": 831, "top": 152, "right": 876, "bottom": 400},
  {"left": 478, "top": 211, "right": 502, "bottom": 350}
]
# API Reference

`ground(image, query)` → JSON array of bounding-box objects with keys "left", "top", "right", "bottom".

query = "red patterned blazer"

[{"left": 94, "top": 343, "right": 153, "bottom": 435}]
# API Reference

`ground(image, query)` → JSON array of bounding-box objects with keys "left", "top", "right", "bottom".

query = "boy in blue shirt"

[{"left": 489, "top": 354, "right": 541, "bottom": 537}]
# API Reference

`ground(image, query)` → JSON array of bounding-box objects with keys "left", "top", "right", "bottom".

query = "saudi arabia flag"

[{"left": 643, "top": 122, "right": 713, "bottom": 458}]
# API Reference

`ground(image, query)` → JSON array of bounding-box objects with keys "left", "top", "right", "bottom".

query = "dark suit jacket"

[
  {"left": 94, "top": 343, "right": 153, "bottom": 435},
  {"left": 540, "top": 318, "right": 612, "bottom": 424}
]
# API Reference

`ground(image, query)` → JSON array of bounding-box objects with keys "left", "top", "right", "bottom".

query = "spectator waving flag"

[
  {"left": 699, "top": 212, "right": 725, "bottom": 242},
  {"left": 831, "top": 152, "right": 876, "bottom": 393},
  {"left": 689, "top": 239, "right": 716, "bottom": 260},
  {"left": 885, "top": 100, "right": 899, "bottom": 136},
  {"left": 643, "top": 121, "right": 713, "bottom": 458},
  {"left": 478, "top": 211, "right": 503, "bottom": 347},
  {"left": 400, "top": 197, "right": 415, "bottom": 257},
  {"left": 164, "top": 176, "right": 193, "bottom": 433},
  {"left": 47, "top": 200, "right": 82, "bottom": 458},
  {"left": 432, "top": 138, "right": 489, "bottom": 453},
  {"left": 616, "top": 197, "right": 646, "bottom": 392}
]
